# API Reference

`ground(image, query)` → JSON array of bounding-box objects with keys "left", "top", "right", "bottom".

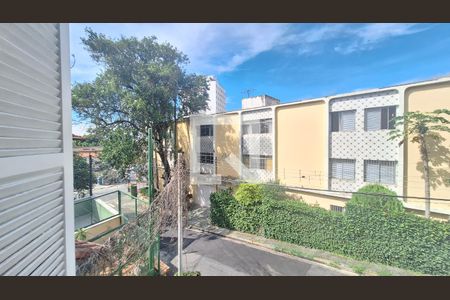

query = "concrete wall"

[
  {"left": 404, "top": 82, "right": 450, "bottom": 212},
  {"left": 177, "top": 119, "right": 191, "bottom": 164},
  {"left": 276, "top": 101, "right": 328, "bottom": 189},
  {"left": 84, "top": 215, "right": 121, "bottom": 243},
  {"left": 215, "top": 113, "right": 241, "bottom": 178},
  {"left": 286, "top": 189, "right": 348, "bottom": 210}
]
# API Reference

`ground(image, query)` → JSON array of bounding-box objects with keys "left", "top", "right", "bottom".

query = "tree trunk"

[
  {"left": 156, "top": 143, "right": 171, "bottom": 186},
  {"left": 419, "top": 134, "right": 431, "bottom": 218}
]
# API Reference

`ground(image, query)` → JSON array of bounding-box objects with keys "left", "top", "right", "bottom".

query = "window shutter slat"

[
  {"left": 366, "top": 108, "right": 381, "bottom": 131},
  {"left": 365, "top": 161, "right": 379, "bottom": 182},
  {"left": 340, "top": 111, "right": 355, "bottom": 131}
]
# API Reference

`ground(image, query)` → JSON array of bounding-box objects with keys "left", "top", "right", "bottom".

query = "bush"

[
  {"left": 210, "top": 186, "right": 450, "bottom": 275},
  {"left": 348, "top": 184, "right": 404, "bottom": 212},
  {"left": 234, "top": 183, "right": 265, "bottom": 205}
]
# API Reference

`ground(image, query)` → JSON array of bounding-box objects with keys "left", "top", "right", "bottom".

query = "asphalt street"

[{"left": 160, "top": 229, "right": 349, "bottom": 276}]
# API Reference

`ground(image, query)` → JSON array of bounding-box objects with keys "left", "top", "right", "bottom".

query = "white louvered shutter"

[
  {"left": 340, "top": 111, "right": 355, "bottom": 131},
  {"left": 341, "top": 160, "right": 355, "bottom": 180},
  {"left": 380, "top": 161, "right": 396, "bottom": 185},
  {"left": 331, "top": 159, "right": 341, "bottom": 179},
  {"left": 366, "top": 108, "right": 381, "bottom": 131},
  {"left": 364, "top": 160, "right": 380, "bottom": 183},
  {"left": 0, "top": 24, "right": 74, "bottom": 276}
]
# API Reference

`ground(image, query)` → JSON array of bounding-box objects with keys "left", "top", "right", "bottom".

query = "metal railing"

[{"left": 74, "top": 190, "right": 160, "bottom": 276}]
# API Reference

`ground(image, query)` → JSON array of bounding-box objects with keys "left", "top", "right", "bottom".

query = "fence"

[
  {"left": 74, "top": 190, "right": 160, "bottom": 276},
  {"left": 214, "top": 177, "right": 450, "bottom": 221}
]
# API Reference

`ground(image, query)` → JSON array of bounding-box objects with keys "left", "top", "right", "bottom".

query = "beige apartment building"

[{"left": 177, "top": 76, "right": 450, "bottom": 220}]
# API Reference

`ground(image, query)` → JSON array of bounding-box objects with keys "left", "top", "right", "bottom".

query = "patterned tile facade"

[{"left": 329, "top": 90, "right": 401, "bottom": 192}]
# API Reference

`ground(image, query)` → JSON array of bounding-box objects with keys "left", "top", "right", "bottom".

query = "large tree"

[
  {"left": 389, "top": 109, "right": 450, "bottom": 218},
  {"left": 73, "top": 29, "right": 209, "bottom": 184}
]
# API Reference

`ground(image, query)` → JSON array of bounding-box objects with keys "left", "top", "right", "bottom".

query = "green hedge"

[{"left": 210, "top": 189, "right": 450, "bottom": 275}]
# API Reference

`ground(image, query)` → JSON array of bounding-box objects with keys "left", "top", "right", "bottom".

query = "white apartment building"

[
  {"left": 242, "top": 94, "right": 280, "bottom": 110},
  {"left": 201, "top": 76, "right": 226, "bottom": 115}
]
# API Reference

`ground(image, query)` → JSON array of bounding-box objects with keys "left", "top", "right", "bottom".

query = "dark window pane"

[
  {"left": 388, "top": 106, "right": 396, "bottom": 129},
  {"left": 331, "top": 112, "right": 339, "bottom": 132},
  {"left": 381, "top": 107, "right": 388, "bottom": 130},
  {"left": 200, "top": 125, "right": 213, "bottom": 136},
  {"left": 242, "top": 155, "right": 250, "bottom": 168}
]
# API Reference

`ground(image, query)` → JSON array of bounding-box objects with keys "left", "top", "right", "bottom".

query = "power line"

[{"left": 219, "top": 177, "right": 450, "bottom": 202}]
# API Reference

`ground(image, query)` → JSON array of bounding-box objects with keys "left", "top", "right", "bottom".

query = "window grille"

[{"left": 330, "top": 205, "right": 344, "bottom": 213}]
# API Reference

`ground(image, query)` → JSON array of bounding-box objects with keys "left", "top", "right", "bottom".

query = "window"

[
  {"left": 365, "top": 106, "right": 396, "bottom": 131},
  {"left": 260, "top": 119, "right": 272, "bottom": 134},
  {"left": 243, "top": 155, "right": 272, "bottom": 170},
  {"left": 200, "top": 152, "right": 214, "bottom": 164},
  {"left": 242, "top": 119, "right": 272, "bottom": 135},
  {"left": 331, "top": 110, "right": 356, "bottom": 132},
  {"left": 200, "top": 125, "right": 213, "bottom": 137},
  {"left": 330, "top": 159, "right": 355, "bottom": 180},
  {"left": 364, "top": 160, "right": 396, "bottom": 184},
  {"left": 330, "top": 205, "right": 344, "bottom": 213}
]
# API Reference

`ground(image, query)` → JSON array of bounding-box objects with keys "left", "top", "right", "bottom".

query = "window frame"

[
  {"left": 364, "top": 160, "right": 397, "bottom": 185},
  {"left": 199, "top": 152, "right": 214, "bottom": 164},
  {"left": 330, "top": 158, "right": 356, "bottom": 181},
  {"left": 259, "top": 118, "right": 272, "bottom": 134},
  {"left": 200, "top": 124, "right": 213, "bottom": 137},
  {"left": 243, "top": 154, "right": 272, "bottom": 170},
  {"left": 364, "top": 106, "right": 396, "bottom": 131},
  {"left": 330, "top": 110, "right": 356, "bottom": 132},
  {"left": 330, "top": 205, "right": 345, "bottom": 213}
]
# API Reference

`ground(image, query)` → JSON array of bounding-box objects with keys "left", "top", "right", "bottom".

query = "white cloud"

[
  {"left": 69, "top": 23, "right": 431, "bottom": 83},
  {"left": 287, "top": 23, "right": 430, "bottom": 55},
  {"left": 70, "top": 23, "right": 290, "bottom": 82}
]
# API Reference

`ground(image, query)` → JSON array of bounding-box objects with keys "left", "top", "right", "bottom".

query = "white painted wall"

[
  {"left": 201, "top": 76, "right": 226, "bottom": 114},
  {"left": 0, "top": 24, "right": 74, "bottom": 275}
]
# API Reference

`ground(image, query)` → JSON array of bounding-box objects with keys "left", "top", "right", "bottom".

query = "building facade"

[
  {"left": 201, "top": 76, "right": 226, "bottom": 115},
  {"left": 178, "top": 77, "right": 450, "bottom": 219}
]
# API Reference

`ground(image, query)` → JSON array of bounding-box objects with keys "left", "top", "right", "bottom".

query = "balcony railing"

[{"left": 74, "top": 190, "right": 160, "bottom": 276}]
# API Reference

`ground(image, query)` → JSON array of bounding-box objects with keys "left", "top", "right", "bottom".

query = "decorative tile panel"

[{"left": 329, "top": 90, "right": 401, "bottom": 192}]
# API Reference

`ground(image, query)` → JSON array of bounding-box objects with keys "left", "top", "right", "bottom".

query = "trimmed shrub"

[
  {"left": 348, "top": 184, "right": 404, "bottom": 212},
  {"left": 234, "top": 183, "right": 265, "bottom": 205},
  {"left": 210, "top": 187, "right": 450, "bottom": 275}
]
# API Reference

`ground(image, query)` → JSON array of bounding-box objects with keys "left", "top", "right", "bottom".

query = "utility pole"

[
  {"left": 174, "top": 98, "right": 178, "bottom": 164},
  {"left": 177, "top": 152, "right": 183, "bottom": 275},
  {"left": 148, "top": 127, "right": 154, "bottom": 203},
  {"left": 89, "top": 153, "right": 93, "bottom": 196}
]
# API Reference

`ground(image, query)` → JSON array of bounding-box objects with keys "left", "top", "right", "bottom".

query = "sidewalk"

[{"left": 187, "top": 207, "right": 421, "bottom": 276}]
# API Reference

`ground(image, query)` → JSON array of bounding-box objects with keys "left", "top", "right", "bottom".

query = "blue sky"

[{"left": 70, "top": 23, "right": 450, "bottom": 134}]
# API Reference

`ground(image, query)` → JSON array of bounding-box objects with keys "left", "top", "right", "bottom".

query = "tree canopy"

[
  {"left": 389, "top": 109, "right": 450, "bottom": 217},
  {"left": 73, "top": 28, "right": 209, "bottom": 184},
  {"left": 73, "top": 154, "right": 91, "bottom": 196}
]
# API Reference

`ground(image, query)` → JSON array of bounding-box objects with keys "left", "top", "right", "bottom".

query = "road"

[
  {"left": 160, "top": 229, "right": 349, "bottom": 276},
  {"left": 92, "top": 183, "right": 128, "bottom": 197}
]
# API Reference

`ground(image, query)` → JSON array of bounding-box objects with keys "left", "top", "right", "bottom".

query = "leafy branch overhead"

[
  {"left": 72, "top": 28, "right": 210, "bottom": 183},
  {"left": 389, "top": 109, "right": 450, "bottom": 145}
]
